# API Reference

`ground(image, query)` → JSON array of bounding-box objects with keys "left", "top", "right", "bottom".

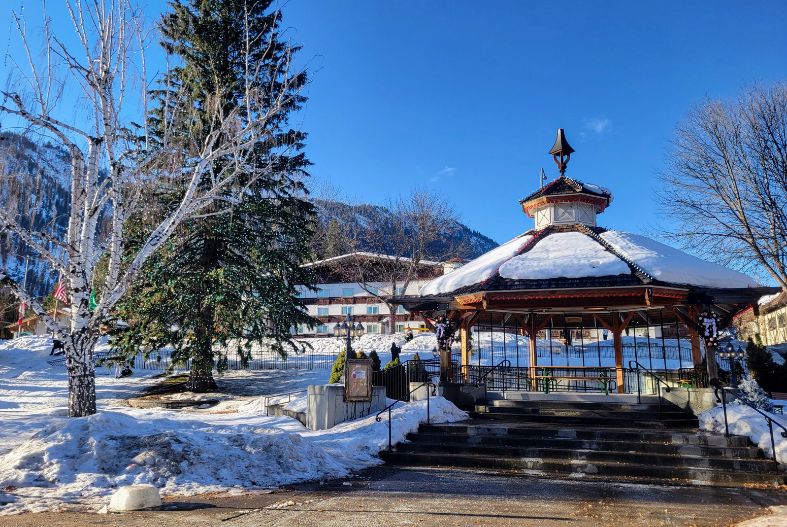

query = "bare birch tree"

[
  {"left": 334, "top": 191, "right": 462, "bottom": 333},
  {"left": 0, "top": 0, "right": 303, "bottom": 416},
  {"left": 661, "top": 84, "right": 787, "bottom": 292}
]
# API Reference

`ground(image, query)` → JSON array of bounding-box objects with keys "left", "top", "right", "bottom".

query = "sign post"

[{"left": 344, "top": 359, "right": 373, "bottom": 402}]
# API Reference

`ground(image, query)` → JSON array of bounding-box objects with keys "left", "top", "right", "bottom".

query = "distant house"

[
  {"left": 733, "top": 291, "right": 787, "bottom": 347},
  {"left": 295, "top": 252, "right": 463, "bottom": 336},
  {"left": 4, "top": 306, "right": 71, "bottom": 337}
]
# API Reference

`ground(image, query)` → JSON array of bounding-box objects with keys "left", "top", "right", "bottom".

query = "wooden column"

[
  {"left": 460, "top": 321, "right": 471, "bottom": 382},
  {"left": 612, "top": 315, "right": 624, "bottom": 394},
  {"left": 529, "top": 315, "right": 538, "bottom": 391},
  {"left": 687, "top": 305, "right": 703, "bottom": 369},
  {"left": 610, "top": 312, "right": 634, "bottom": 394}
]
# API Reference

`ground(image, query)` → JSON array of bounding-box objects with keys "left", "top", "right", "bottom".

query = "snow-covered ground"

[
  {"left": 0, "top": 336, "right": 466, "bottom": 514},
  {"left": 699, "top": 404, "right": 787, "bottom": 465}
]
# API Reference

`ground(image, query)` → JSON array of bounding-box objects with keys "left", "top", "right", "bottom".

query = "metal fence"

[{"left": 129, "top": 347, "right": 339, "bottom": 371}]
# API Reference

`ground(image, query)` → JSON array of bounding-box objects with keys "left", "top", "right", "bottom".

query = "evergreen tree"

[
  {"left": 369, "top": 350, "right": 381, "bottom": 372},
  {"left": 114, "top": 0, "right": 315, "bottom": 391},
  {"left": 329, "top": 349, "right": 346, "bottom": 384}
]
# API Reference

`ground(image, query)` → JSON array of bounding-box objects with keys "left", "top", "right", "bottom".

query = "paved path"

[{"left": 1, "top": 467, "right": 785, "bottom": 526}]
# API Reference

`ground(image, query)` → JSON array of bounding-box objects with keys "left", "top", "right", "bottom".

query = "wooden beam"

[
  {"left": 593, "top": 314, "right": 614, "bottom": 332},
  {"left": 619, "top": 311, "right": 636, "bottom": 333}
]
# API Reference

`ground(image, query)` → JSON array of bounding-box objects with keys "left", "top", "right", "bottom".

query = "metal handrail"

[
  {"left": 263, "top": 389, "right": 308, "bottom": 416},
  {"left": 375, "top": 380, "right": 437, "bottom": 451},
  {"left": 628, "top": 360, "right": 672, "bottom": 414},
  {"left": 714, "top": 385, "right": 786, "bottom": 472},
  {"left": 473, "top": 360, "right": 511, "bottom": 402}
]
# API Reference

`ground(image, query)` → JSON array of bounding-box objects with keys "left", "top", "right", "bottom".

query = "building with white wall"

[{"left": 295, "top": 252, "right": 459, "bottom": 336}]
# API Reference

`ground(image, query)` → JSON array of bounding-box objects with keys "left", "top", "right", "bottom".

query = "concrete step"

[
  {"left": 379, "top": 451, "right": 786, "bottom": 488},
  {"left": 394, "top": 441, "right": 776, "bottom": 471},
  {"left": 419, "top": 422, "right": 753, "bottom": 448},
  {"left": 406, "top": 432, "right": 764, "bottom": 459},
  {"left": 468, "top": 411, "right": 698, "bottom": 429},
  {"left": 476, "top": 405, "right": 692, "bottom": 420},
  {"left": 486, "top": 399, "right": 682, "bottom": 413},
  {"left": 489, "top": 392, "right": 662, "bottom": 404}
]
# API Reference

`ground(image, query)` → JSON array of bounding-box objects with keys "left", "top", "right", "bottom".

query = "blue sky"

[{"left": 2, "top": 0, "right": 787, "bottom": 244}]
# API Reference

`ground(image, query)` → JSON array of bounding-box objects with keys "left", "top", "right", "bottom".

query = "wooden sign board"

[{"left": 345, "top": 359, "right": 373, "bottom": 402}]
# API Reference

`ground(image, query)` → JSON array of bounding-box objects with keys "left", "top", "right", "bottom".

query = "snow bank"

[
  {"left": 601, "top": 230, "right": 760, "bottom": 288},
  {"left": 699, "top": 405, "right": 787, "bottom": 464},
  {"left": 499, "top": 231, "right": 630, "bottom": 280},
  {"left": 0, "top": 397, "right": 466, "bottom": 514},
  {"left": 420, "top": 234, "right": 532, "bottom": 295}
]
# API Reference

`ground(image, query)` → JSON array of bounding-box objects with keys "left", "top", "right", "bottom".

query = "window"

[
  {"left": 768, "top": 318, "right": 777, "bottom": 330},
  {"left": 778, "top": 313, "right": 786, "bottom": 328},
  {"left": 317, "top": 307, "right": 329, "bottom": 316},
  {"left": 316, "top": 324, "right": 329, "bottom": 334},
  {"left": 395, "top": 286, "right": 405, "bottom": 296},
  {"left": 341, "top": 306, "right": 353, "bottom": 316},
  {"left": 396, "top": 323, "right": 406, "bottom": 333},
  {"left": 317, "top": 288, "right": 329, "bottom": 298},
  {"left": 367, "top": 305, "right": 379, "bottom": 315},
  {"left": 366, "top": 323, "right": 380, "bottom": 334},
  {"left": 342, "top": 287, "right": 354, "bottom": 297},
  {"left": 396, "top": 305, "right": 407, "bottom": 314}
]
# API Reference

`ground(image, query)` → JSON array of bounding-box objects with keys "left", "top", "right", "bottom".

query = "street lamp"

[
  {"left": 719, "top": 343, "right": 746, "bottom": 387},
  {"left": 334, "top": 315, "right": 365, "bottom": 375}
]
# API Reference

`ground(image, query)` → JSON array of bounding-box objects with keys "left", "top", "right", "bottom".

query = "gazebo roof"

[
  {"left": 419, "top": 223, "right": 762, "bottom": 297},
  {"left": 521, "top": 176, "right": 611, "bottom": 205}
]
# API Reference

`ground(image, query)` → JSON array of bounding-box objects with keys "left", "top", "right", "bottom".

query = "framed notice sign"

[{"left": 345, "top": 359, "right": 373, "bottom": 402}]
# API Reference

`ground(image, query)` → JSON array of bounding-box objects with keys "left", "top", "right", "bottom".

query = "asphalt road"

[{"left": 1, "top": 467, "right": 785, "bottom": 527}]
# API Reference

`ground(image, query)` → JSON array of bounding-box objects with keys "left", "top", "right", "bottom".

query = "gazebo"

[{"left": 407, "top": 129, "right": 777, "bottom": 394}]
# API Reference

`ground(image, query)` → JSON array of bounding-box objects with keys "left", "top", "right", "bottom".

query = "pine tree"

[{"left": 114, "top": 0, "right": 315, "bottom": 391}]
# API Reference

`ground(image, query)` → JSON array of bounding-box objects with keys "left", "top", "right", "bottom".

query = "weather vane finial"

[{"left": 548, "top": 128, "right": 575, "bottom": 176}]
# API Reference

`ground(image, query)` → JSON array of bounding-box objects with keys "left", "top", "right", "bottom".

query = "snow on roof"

[
  {"left": 419, "top": 234, "right": 532, "bottom": 296},
  {"left": 419, "top": 227, "right": 761, "bottom": 296},
  {"left": 599, "top": 231, "right": 760, "bottom": 289},
  {"left": 758, "top": 292, "right": 782, "bottom": 306},
  {"left": 304, "top": 251, "right": 442, "bottom": 268},
  {"left": 499, "top": 232, "right": 630, "bottom": 280}
]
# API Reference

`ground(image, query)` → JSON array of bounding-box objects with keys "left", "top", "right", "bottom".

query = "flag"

[
  {"left": 53, "top": 281, "right": 68, "bottom": 303},
  {"left": 17, "top": 302, "right": 26, "bottom": 325},
  {"left": 89, "top": 291, "right": 98, "bottom": 312}
]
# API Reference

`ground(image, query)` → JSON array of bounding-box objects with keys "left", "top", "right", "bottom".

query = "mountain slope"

[{"left": 312, "top": 199, "right": 498, "bottom": 261}]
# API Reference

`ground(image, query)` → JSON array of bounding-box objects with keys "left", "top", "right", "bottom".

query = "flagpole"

[
  {"left": 52, "top": 272, "right": 61, "bottom": 338},
  {"left": 17, "top": 255, "right": 29, "bottom": 338}
]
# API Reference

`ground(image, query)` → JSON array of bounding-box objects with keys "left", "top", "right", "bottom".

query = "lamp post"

[
  {"left": 334, "top": 315, "right": 365, "bottom": 377},
  {"left": 719, "top": 343, "right": 745, "bottom": 387}
]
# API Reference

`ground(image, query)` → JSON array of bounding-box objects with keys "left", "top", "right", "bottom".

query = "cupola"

[{"left": 520, "top": 129, "right": 613, "bottom": 230}]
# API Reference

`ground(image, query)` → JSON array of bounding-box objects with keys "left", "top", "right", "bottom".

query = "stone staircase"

[{"left": 380, "top": 395, "right": 785, "bottom": 487}]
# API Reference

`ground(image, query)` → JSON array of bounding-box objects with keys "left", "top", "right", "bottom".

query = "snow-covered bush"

[{"left": 735, "top": 373, "right": 774, "bottom": 412}]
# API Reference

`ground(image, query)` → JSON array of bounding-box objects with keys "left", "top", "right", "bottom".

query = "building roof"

[
  {"left": 419, "top": 223, "right": 764, "bottom": 297},
  {"left": 303, "top": 251, "right": 443, "bottom": 269}
]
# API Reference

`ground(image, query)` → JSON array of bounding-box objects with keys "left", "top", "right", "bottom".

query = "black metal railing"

[
  {"left": 714, "top": 385, "right": 786, "bottom": 473},
  {"left": 372, "top": 358, "right": 440, "bottom": 402},
  {"left": 629, "top": 360, "right": 672, "bottom": 415},
  {"left": 471, "top": 359, "right": 511, "bottom": 401},
  {"left": 376, "top": 381, "right": 437, "bottom": 451}
]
